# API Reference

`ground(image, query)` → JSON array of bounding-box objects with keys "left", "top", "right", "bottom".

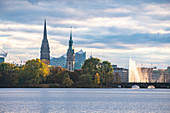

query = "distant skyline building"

[
  {"left": 40, "top": 19, "right": 50, "bottom": 64},
  {"left": 75, "top": 49, "right": 86, "bottom": 69},
  {"left": 0, "top": 57, "right": 4, "bottom": 63},
  {"left": 50, "top": 54, "right": 67, "bottom": 68},
  {"left": 112, "top": 65, "right": 129, "bottom": 83},
  {"left": 0, "top": 51, "right": 8, "bottom": 63},
  {"left": 66, "top": 27, "right": 75, "bottom": 71}
]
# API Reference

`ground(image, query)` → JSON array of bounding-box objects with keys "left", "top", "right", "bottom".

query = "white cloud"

[
  {"left": 0, "top": 0, "right": 170, "bottom": 68},
  {"left": 104, "top": 8, "right": 132, "bottom": 13},
  {"left": 143, "top": 4, "right": 170, "bottom": 16}
]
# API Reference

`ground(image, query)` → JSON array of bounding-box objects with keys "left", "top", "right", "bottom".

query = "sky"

[{"left": 0, "top": 0, "right": 170, "bottom": 69}]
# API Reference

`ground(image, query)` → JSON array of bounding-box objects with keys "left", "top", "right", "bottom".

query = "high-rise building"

[
  {"left": 75, "top": 49, "right": 86, "bottom": 69},
  {"left": 40, "top": 19, "right": 50, "bottom": 64},
  {"left": 66, "top": 27, "right": 75, "bottom": 71},
  {"left": 0, "top": 51, "right": 8, "bottom": 63},
  {"left": 0, "top": 57, "right": 4, "bottom": 63}
]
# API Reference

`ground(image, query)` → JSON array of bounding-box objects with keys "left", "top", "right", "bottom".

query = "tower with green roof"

[{"left": 67, "top": 27, "right": 75, "bottom": 71}]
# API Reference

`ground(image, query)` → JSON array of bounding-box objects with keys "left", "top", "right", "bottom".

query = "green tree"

[
  {"left": 79, "top": 74, "right": 93, "bottom": 87},
  {"left": 0, "top": 62, "right": 18, "bottom": 85},
  {"left": 23, "top": 59, "right": 49, "bottom": 86},
  {"left": 94, "top": 73, "right": 100, "bottom": 85},
  {"left": 105, "top": 72, "right": 115, "bottom": 85},
  {"left": 69, "top": 71, "right": 80, "bottom": 82},
  {"left": 100, "top": 61, "right": 113, "bottom": 74},
  {"left": 114, "top": 72, "right": 121, "bottom": 83},
  {"left": 63, "top": 77, "right": 74, "bottom": 87},
  {"left": 17, "top": 66, "right": 26, "bottom": 85},
  {"left": 0, "top": 62, "right": 15, "bottom": 72},
  {"left": 82, "top": 57, "right": 100, "bottom": 74}
]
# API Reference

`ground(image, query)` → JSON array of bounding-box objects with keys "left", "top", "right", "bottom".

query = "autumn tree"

[
  {"left": 23, "top": 59, "right": 49, "bottom": 85},
  {"left": 94, "top": 73, "right": 100, "bottom": 85},
  {"left": 46, "top": 66, "right": 67, "bottom": 84}
]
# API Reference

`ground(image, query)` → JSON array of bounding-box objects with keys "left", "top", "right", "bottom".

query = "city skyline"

[{"left": 0, "top": 0, "right": 170, "bottom": 69}]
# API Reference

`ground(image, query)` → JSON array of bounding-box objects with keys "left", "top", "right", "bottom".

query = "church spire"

[
  {"left": 70, "top": 26, "right": 72, "bottom": 40},
  {"left": 69, "top": 26, "right": 73, "bottom": 49},
  {"left": 40, "top": 19, "right": 50, "bottom": 64},
  {"left": 43, "top": 19, "right": 47, "bottom": 40}
]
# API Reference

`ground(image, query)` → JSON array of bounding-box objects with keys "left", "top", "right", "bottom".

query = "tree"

[
  {"left": 69, "top": 71, "right": 80, "bottom": 82},
  {"left": 46, "top": 66, "right": 67, "bottom": 84},
  {"left": 17, "top": 66, "right": 25, "bottom": 85},
  {"left": 79, "top": 74, "right": 93, "bottom": 87},
  {"left": 114, "top": 72, "right": 121, "bottom": 83},
  {"left": 100, "top": 61, "right": 113, "bottom": 74},
  {"left": 50, "top": 66, "right": 67, "bottom": 75},
  {"left": 23, "top": 59, "right": 49, "bottom": 85},
  {"left": 63, "top": 77, "right": 74, "bottom": 87},
  {"left": 0, "top": 62, "right": 18, "bottom": 85},
  {"left": 105, "top": 73, "right": 115, "bottom": 85},
  {"left": 94, "top": 73, "right": 100, "bottom": 85},
  {"left": 82, "top": 57, "right": 100, "bottom": 74},
  {"left": 0, "top": 62, "right": 15, "bottom": 72}
]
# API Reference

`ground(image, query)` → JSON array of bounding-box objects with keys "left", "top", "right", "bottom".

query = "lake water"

[{"left": 0, "top": 88, "right": 170, "bottom": 113}]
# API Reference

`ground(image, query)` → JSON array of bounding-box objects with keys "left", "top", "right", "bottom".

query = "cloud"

[{"left": 0, "top": 0, "right": 170, "bottom": 68}]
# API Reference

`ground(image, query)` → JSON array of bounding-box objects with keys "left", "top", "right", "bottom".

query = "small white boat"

[
  {"left": 131, "top": 85, "right": 140, "bottom": 89},
  {"left": 148, "top": 85, "right": 155, "bottom": 89}
]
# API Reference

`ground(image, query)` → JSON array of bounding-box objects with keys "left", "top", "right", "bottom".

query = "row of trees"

[{"left": 0, "top": 58, "right": 121, "bottom": 87}]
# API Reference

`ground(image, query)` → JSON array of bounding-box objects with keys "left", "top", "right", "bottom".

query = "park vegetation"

[{"left": 0, "top": 57, "right": 121, "bottom": 88}]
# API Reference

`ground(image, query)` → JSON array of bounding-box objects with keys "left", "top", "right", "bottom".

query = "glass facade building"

[
  {"left": 50, "top": 49, "right": 86, "bottom": 70},
  {"left": 50, "top": 54, "right": 67, "bottom": 68},
  {"left": 0, "top": 57, "right": 4, "bottom": 63},
  {"left": 75, "top": 49, "right": 86, "bottom": 69}
]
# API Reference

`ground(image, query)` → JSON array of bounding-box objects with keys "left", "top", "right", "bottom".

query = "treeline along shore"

[
  {"left": 0, "top": 57, "right": 122, "bottom": 88},
  {"left": 1, "top": 58, "right": 170, "bottom": 88}
]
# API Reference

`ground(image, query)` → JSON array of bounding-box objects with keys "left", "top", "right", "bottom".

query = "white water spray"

[{"left": 129, "top": 58, "right": 150, "bottom": 83}]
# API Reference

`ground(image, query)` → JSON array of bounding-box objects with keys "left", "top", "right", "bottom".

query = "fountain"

[{"left": 129, "top": 58, "right": 150, "bottom": 83}]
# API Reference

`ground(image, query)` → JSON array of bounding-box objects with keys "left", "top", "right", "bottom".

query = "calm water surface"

[{"left": 0, "top": 88, "right": 170, "bottom": 113}]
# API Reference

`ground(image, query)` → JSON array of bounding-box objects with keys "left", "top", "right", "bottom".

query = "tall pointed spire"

[
  {"left": 40, "top": 19, "right": 50, "bottom": 64},
  {"left": 43, "top": 19, "right": 47, "bottom": 40},
  {"left": 70, "top": 26, "right": 72, "bottom": 40},
  {"left": 69, "top": 26, "right": 73, "bottom": 49}
]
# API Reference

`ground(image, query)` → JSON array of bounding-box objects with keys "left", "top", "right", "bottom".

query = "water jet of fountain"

[
  {"left": 129, "top": 58, "right": 149, "bottom": 83},
  {"left": 129, "top": 57, "right": 141, "bottom": 82}
]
